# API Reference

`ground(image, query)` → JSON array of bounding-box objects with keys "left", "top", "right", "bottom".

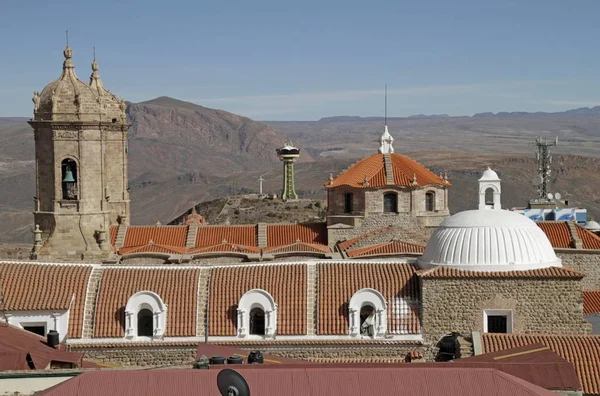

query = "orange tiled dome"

[{"left": 325, "top": 153, "right": 449, "bottom": 189}]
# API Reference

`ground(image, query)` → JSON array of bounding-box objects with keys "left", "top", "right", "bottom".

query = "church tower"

[{"left": 29, "top": 45, "right": 130, "bottom": 260}]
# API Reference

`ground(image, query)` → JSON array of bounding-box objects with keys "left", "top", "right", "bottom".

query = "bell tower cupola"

[{"left": 28, "top": 44, "right": 130, "bottom": 260}]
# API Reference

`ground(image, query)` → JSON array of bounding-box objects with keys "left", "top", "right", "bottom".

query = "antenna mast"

[
  {"left": 384, "top": 84, "right": 387, "bottom": 126},
  {"left": 533, "top": 136, "right": 558, "bottom": 199}
]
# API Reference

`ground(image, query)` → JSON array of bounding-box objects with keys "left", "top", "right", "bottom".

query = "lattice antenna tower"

[{"left": 533, "top": 136, "right": 558, "bottom": 199}]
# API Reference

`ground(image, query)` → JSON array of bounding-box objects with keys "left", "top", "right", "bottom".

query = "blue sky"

[{"left": 1, "top": 0, "right": 599, "bottom": 120}]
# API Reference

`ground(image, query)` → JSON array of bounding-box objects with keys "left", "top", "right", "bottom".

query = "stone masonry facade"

[
  {"left": 556, "top": 250, "right": 600, "bottom": 290},
  {"left": 420, "top": 276, "right": 591, "bottom": 344}
]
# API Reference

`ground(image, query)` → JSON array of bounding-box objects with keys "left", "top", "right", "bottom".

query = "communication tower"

[
  {"left": 532, "top": 136, "right": 558, "bottom": 201},
  {"left": 276, "top": 140, "right": 300, "bottom": 201}
]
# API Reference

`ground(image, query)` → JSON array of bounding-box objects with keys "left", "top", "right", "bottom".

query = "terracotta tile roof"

[
  {"left": 267, "top": 223, "right": 327, "bottom": 246},
  {"left": 93, "top": 268, "right": 201, "bottom": 338},
  {"left": 187, "top": 243, "right": 260, "bottom": 254},
  {"left": 482, "top": 333, "right": 600, "bottom": 395},
  {"left": 0, "top": 263, "right": 92, "bottom": 338},
  {"left": 122, "top": 226, "right": 188, "bottom": 248},
  {"left": 263, "top": 241, "right": 331, "bottom": 254},
  {"left": 575, "top": 224, "right": 600, "bottom": 249},
  {"left": 209, "top": 265, "right": 306, "bottom": 336},
  {"left": 347, "top": 241, "right": 425, "bottom": 258},
  {"left": 325, "top": 153, "right": 448, "bottom": 189},
  {"left": 118, "top": 243, "right": 186, "bottom": 255},
  {"left": 317, "top": 263, "right": 420, "bottom": 335},
  {"left": 109, "top": 225, "right": 118, "bottom": 246},
  {"left": 537, "top": 222, "right": 574, "bottom": 248},
  {"left": 584, "top": 291, "right": 600, "bottom": 315},
  {"left": 419, "top": 266, "right": 583, "bottom": 279},
  {"left": 196, "top": 225, "right": 257, "bottom": 247},
  {"left": 338, "top": 226, "right": 393, "bottom": 252}
]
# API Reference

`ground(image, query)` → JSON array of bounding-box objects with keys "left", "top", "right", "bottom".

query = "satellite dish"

[
  {"left": 547, "top": 193, "right": 554, "bottom": 200},
  {"left": 532, "top": 175, "right": 543, "bottom": 186},
  {"left": 555, "top": 192, "right": 562, "bottom": 200},
  {"left": 217, "top": 369, "right": 250, "bottom": 396}
]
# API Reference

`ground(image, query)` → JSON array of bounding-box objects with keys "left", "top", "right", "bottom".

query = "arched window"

[
  {"left": 425, "top": 191, "right": 435, "bottom": 212},
  {"left": 383, "top": 193, "right": 397, "bottom": 213},
  {"left": 237, "top": 289, "right": 277, "bottom": 338},
  {"left": 61, "top": 158, "right": 78, "bottom": 200},
  {"left": 359, "top": 304, "right": 375, "bottom": 337},
  {"left": 344, "top": 193, "right": 353, "bottom": 213},
  {"left": 124, "top": 291, "right": 167, "bottom": 340},
  {"left": 137, "top": 309, "right": 153, "bottom": 337},
  {"left": 249, "top": 307, "right": 266, "bottom": 335},
  {"left": 485, "top": 188, "right": 494, "bottom": 206},
  {"left": 348, "top": 288, "right": 387, "bottom": 338}
]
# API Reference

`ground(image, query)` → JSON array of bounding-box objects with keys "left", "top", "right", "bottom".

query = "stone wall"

[
  {"left": 420, "top": 276, "right": 590, "bottom": 344},
  {"left": 556, "top": 250, "right": 600, "bottom": 290},
  {"left": 77, "top": 344, "right": 431, "bottom": 366},
  {"left": 78, "top": 346, "right": 197, "bottom": 367},
  {"left": 328, "top": 187, "right": 365, "bottom": 215}
]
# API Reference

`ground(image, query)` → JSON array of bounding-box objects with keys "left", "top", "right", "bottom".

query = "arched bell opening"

[{"left": 61, "top": 158, "right": 78, "bottom": 200}]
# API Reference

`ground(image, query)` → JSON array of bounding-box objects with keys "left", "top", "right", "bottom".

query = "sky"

[{"left": 1, "top": 0, "right": 600, "bottom": 120}]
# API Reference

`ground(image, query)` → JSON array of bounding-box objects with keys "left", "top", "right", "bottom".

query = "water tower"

[{"left": 276, "top": 140, "right": 300, "bottom": 201}]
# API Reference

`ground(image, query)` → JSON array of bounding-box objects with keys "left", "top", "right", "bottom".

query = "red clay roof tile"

[
  {"left": 536, "top": 222, "right": 573, "bottom": 248},
  {"left": 482, "top": 333, "right": 600, "bottom": 395},
  {"left": 317, "top": 263, "right": 420, "bottom": 335},
  {"left": 122, "top": 226, "right": 188, "bottom": 248},
  {"left": 93, "top": 268, "right": 201, "bottom": 338},
  {"left": 187, "top": 243, "right": 260, "bottom": 254},
  {"left": 325, "top": 153, "right": 448, "bottom": 189},
  {"left": 209, "top": 265, "right": 307, "bottom": 336},
  {"left": 419, "top": 266, "right": 583, "bottom": 279},
  {"left": 575, "top": 224, "right": 600, "bottom": 249},
  {"left": 118, "top": 243, "right": 186, "bottom": 255},
  {"left": 347, "top": 241, "right": 425, "bottom": 258},
  {"left": 584, "top": 291, "right": 600, "bottom": 315},
  {"left": 267, "top": 223, "right": 327, "bottom": 246},
  {"left": 263, "top": 241, "right": 331, "bottom": 254},
  {"left": 109, "top": 225, "right": 118, "bottom": 247},
  {"left": 338, "top": 226, "right": 393, "bottom": 252},
  {"left": 196, "top": 225, "right": 257, "bottom": 248},
  {"left": 0, "top": 263, "right": 92, "bottom": 338}
]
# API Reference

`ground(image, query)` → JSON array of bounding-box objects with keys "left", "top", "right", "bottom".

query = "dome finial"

[{"left": 90, "top": 46, "right": 104, "bottom": 90}]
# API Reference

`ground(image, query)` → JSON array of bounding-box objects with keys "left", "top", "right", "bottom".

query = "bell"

[{"left": 62, "top": 168, "right": 75, "bottom": 183}]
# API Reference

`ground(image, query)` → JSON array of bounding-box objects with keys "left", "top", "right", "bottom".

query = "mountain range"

[{"left": 1, "top": 97, "right": 599, "bottom": 244}]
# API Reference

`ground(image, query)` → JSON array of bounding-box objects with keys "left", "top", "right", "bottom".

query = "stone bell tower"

[{"left": 29, "top": 45, "right": 130, "bottom": 260}]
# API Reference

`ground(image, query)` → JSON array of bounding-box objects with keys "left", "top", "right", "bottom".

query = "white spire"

[
  {"left": 378, "top": 85, "right": 394, "bottom": 154},
  {"left": 378, "top": 125, "right": 394, "bottom": 154}
]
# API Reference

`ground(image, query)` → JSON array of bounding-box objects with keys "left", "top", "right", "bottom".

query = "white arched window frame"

[
  {"left": 479, "top": 183, "right": 501, "bottom": 210},
  {"left": 124, "top": 291, "right": 167, "bottom": 340},
  {"left": 348, "top": 288, "right": 387, "bottom": 338},
  {"left": 237, "top": 289, "right": 277, "bottom": 339}
]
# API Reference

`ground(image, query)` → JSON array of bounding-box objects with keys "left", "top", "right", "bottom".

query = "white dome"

[
  {"left": 584, "top": 220, "right": 600, "bottom": 232},
  {"left": 418, "top": 210, "right": 561, "bottom": 271},
  {"left": 479, "top": 167, "right": 500, "bottom": 181}
]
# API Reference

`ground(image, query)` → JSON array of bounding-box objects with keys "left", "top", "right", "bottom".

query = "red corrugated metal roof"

[
  {"left": 482, "top": 333, "right": 600, "bottom": 395},
  {"left": 584, "top": 291, "right": 600, "bottom": 314},
  {"left": 40, "top": 366, "right": 557, "bottom": 396},
  {"left": 0, "top": 324, "right": 83, "bottom": 370}
]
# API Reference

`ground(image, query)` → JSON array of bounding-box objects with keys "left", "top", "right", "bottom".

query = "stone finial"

[
  {"left": 63, "top": 45, "right": 73, "bottom": 59},
  {"left": 444, "top": 172, "right": 449, "bottom": 183},
  {"left": 296, "top": 237, "right": 301, "bottom": 244},
  {"left": 61, "top": 46, "right": 76, "bottom": 78},
  {"left": 32, "top": 91, "right": 41, "bottom": 113},
  {"left": 89, "top": 55, "right": 104, "bottom": 90},
  {"left": 328, "top": 173, "right": 334, "bottom": 186},
  {"left": 410, "top": 173, "right": 418, "bottom": 187},
  {"left": 156, "top": 221, "right": 161, "bottom": 226},
  {"left": 148, "top": 239, "right": 154, "bottom": 245},
  {"left": 222, "top": 238, "right": 228, "bottom": 244},
  {"left": 362, "top": 175, "right": 370, "bottom": 187}
]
